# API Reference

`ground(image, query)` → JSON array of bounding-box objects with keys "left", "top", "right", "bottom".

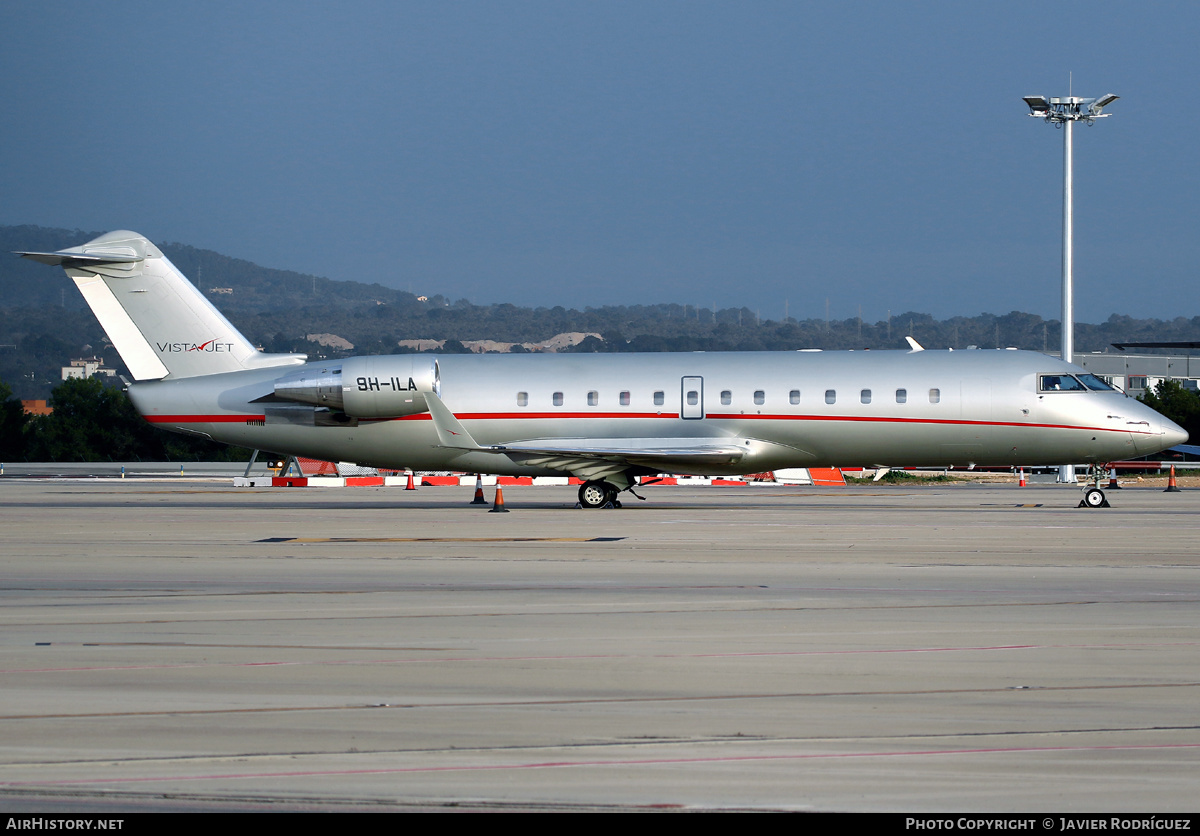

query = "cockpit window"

[
  {"left": 1039, "top": 374, "right": 1088, "bottom": 392},
  {"left": 1076, "top": 373, "right": 1116, "bottom": 392}
]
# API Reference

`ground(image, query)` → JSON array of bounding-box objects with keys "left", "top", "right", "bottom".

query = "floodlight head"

[
  {"left": 1025, "top": 92, "right": 1118, "bottom": 122},
  {"left": 1089, "top": 93, "right": 1119, "bottom": 115},
  {"left": 1024, "top": 95, "right": 1049, "bottom": 115}
]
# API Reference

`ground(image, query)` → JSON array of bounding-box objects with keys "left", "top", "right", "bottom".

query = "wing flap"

[
  {"left": 501, "top": 441, "right": 745, "bottom": 484},
  {"left": 500, "top": 439, "right": 746, "bottom": 464}
]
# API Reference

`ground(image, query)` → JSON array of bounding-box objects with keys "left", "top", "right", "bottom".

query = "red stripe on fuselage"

[
  {"left": 360, "top": 412, "right": 676, "bottom": 422},
  {"left": 705, "top": 412, "right": 1148, "bottom": 435},
  {"left": 142, "top": 411, "right": 1151, "bottom": 436}
]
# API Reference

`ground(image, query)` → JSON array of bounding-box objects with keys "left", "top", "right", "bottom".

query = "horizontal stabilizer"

[{"left": 17, "top": 251, "right": 143, "bottom": 267}]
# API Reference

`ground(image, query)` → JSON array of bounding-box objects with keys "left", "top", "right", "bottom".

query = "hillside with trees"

[{"left": 3, "top": 224, "right": 1200, "bottom": 402}]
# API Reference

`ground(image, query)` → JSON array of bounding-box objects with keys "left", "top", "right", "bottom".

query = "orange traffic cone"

[
  {"left": 1165, "top": 465, "right": 1181, "bottom": 492},
  {"left": 1108, "top": 467, "right": 1121, "bottom": 489},
  {"left": 471, "top": 474, "right": 488, "bottom": 505},
  {"left": 1018, "top": 467, "right": 1026, "bottom": 487},
  {"left": 406, "top": 472, "right": 417, "bottom": 491},
  {"left": 489, "top": 485, "right": 510, "bottom": 513}
]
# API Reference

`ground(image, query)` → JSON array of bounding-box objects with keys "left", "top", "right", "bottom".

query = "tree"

[
  {"left": 1138, "top": 380, "right": 1200, "bottom": 445},
  {"left": 23, "top": 377, "right": 151, "bottom": 461},
  {"left": 0, "top": 380, "right": 28, "bottom": 460},
  {"left": 22, "top": 377, "right": 252, "bottom": 462},
  {"left": 20, "top": 379, "right": 258, "bottom": 462}
]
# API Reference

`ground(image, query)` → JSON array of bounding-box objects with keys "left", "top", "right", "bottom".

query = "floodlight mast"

[{"left": 1024, "top": 92, "right": 1118, "bottom": 484}]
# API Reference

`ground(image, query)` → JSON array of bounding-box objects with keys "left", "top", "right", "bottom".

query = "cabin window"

[
  {"left": 516, "top": 391, "right": 528, "bottom": 407},
  {"left": 895, "top": 388, "right": 907, "bottom": 403},
  {"left": 861, "top": 389, "right": 871, "bottom": 404},
  {"left": 653, "top": 390, "right": 665, "bottom": 405},
  {"left": 587, "top": 390, "right": 599, "bottom": 406},
  {"left": 825, "top": 389, "right": 836, "bottom": 404},
  {"left": 790, "top": 389, "right": 800, "bottom": 404},
  {"left": 553, "top": 391, "right": 564, "bottom": 406},
  {"left": 686, "top": 390, "right": 699, "bottom": 406},
  {"left": 721, "top": 390, "right": 732, "bottom": 405},
  {"left": 619, "top": 390, "right": 631, "bottom": 405},
  {"left": 754, "top": 390, "right": 765, "bottom": 405},
  {"left": 928, "top": 388, "right": 940, "bottom": 404}
]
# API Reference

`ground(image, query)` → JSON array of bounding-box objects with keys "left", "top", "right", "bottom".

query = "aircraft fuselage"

[{"left": 128, "top": 348, "right": 1174, "bottom": 475}]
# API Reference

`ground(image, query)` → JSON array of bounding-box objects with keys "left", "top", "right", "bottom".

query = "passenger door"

[{"left": 681, "top": 376, "right": 704, "bottom": 419}]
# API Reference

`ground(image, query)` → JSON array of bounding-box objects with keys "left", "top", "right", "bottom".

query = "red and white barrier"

[{"left": 235, "top": 468, "right": 846, "bottom": 489}]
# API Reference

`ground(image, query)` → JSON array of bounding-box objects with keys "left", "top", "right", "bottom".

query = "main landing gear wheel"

[{"left": 578, "top": 480, "right": 619, "bottom": 509}]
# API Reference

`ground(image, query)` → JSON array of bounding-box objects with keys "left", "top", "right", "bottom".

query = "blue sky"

[{"left": 2, "top": 1, "right": 1197, "bottom": 324}]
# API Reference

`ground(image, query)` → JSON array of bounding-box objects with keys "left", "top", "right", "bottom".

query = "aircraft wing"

[
  {"left": 424, "top": 391, "right": 745, "bottom": 481},
  {"left": 476, "top": 438, "right": 745, "bottom": 484},
  {"left": 498, "top": 439, "right": 746, "bottom": 482}
]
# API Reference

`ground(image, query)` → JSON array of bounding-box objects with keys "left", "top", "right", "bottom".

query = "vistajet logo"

[{"left": 156, "top": 339, "right": 235, "bottom": 353}]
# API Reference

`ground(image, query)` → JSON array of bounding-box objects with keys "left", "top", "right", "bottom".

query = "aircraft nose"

[
  {"left": 1127, "top": 403, "right": 1187, "bottom": 456},
  {"left": 1162, "top": 417, "right": 1189, "bottom": 449}
]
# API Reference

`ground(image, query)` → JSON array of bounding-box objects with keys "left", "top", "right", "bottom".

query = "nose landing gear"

[{"left": 1078, "top": 464, "right": 1112, "bottom": 509}]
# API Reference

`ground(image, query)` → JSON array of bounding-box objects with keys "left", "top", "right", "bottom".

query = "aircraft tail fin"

[{"left": 19, "top": 230, "right": 306, "bottom": 381}]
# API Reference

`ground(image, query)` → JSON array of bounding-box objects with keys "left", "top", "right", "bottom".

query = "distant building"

[
  {"left": 21, "top": 400, "right": 52, "bottom": 416},
  {"left": 395, "top": 332, "right": 602, "bottom": 355},
  {"left": 1070, "top": 351, "right": 1200, "bottom": 396},
  {"left": 306, "top": 333, "right": 355, "bottom": 351},
  {"left": 61, "top": 357, "right": 117, "bottom": 381}
]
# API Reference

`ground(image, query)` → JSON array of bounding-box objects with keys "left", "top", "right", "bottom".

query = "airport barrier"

[{"left": 232, "top": 468, "right": 847, "bottom": 489}]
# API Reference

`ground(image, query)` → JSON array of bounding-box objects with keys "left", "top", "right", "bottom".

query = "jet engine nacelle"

[{"left": 273, "top": 356, "right": 440, "bottom": 418}]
